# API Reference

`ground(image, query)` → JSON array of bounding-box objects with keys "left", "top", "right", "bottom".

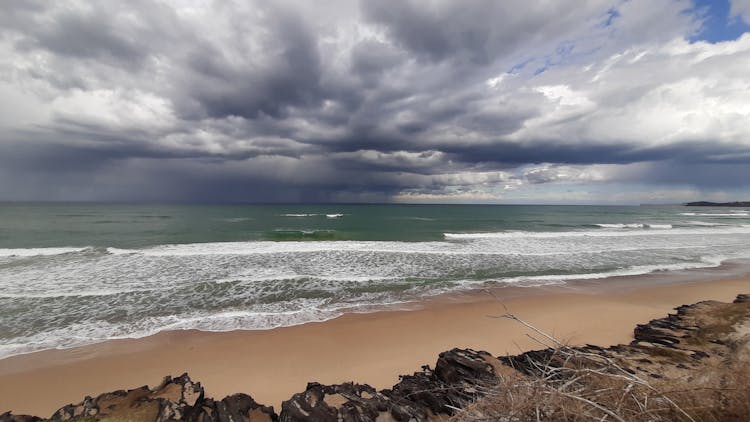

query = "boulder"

[
  {"left": 192, "top": 394, "right": 277, "bottom": 422},
  {"left": 279, "top": 348, "right": 502, "bottom": 421}
]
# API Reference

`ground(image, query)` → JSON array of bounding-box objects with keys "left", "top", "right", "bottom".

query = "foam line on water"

[
  {"left": 680, "top": 212, "right": 749, "bottom": 217},
  {"left": 0, "top": 247, "right": 90, "bottom": 257},
  {"left": 594, "top": 223, "right": 672, "bottom": 229},
  {"left": 443, "top": 226, "right": 750, "bottom": 239}
]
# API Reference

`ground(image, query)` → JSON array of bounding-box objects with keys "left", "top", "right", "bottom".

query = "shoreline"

[{"left": 1, "top": 267, "right": 749, "bottom": 416}]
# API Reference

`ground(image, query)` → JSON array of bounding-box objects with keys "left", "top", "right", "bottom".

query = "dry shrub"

[
  {"left": 652, "top": 361, "right": 750, "bottom": 421},
  {"left": 451, "top": 313, "right": 750, "bottom": 421}
]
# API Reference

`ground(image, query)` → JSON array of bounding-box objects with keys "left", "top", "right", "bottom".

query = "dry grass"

[{"left": 451, "top": 312, "right": 750, "bottom": 422}]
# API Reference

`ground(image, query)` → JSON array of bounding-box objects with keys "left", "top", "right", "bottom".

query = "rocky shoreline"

[{"left": 3, "top": 294, "right": 749, "bottom": 421}]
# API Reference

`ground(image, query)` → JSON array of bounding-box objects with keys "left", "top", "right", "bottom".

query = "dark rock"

[
  {"left": 193, "top": 393, "right": 278, "bottom": 422},
  {"left": 500, "top": 348, "right": 560, "bottom": 377},
  {"left": 691, "top": 350, "right": 710, "bottom": 360},
  {"left": 385, "top": 348, "right": 501, "bottom": 418},
  {"left": 434, "top": 348, "right": 499, "bottom": 384},
  {"left": 279, "top": 349, "right": 503, "bottom": 422},
  {"left": 49, "top": 373, "right": 204, "bottom": 421},
  {"left": 632, "top": 324, "right": 681, "bottom": 347},
  {"left": 279, "top": 382, "right": 391, "bottom": 422},
  {"left": 0, "top": 412, "right": 41, "bottom": 422}
]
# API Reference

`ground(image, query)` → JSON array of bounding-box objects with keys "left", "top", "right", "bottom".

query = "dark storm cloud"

[
  {"left": 438, "top": 139, "right": 750, "bottom": 167},
  {"left": 360, "top": 0, "right": 602, "bottom": 65},
  {"left": 0, "top": 0, "right": 749, "bottom": 203},
  {"left": 184, "top": 7, "right": 327, "bottom": 120},
  {"left": 0, "top": 2, "right": 180, "bottom": 72}
]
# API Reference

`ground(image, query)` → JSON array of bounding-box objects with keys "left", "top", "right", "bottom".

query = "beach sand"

[{"left": 0, "top": 269, "right": 748, "bottom": 417}]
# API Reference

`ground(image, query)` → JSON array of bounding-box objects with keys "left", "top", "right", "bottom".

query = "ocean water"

[{"left": 1, "top": 203, "right": 750, "bottom": 358}]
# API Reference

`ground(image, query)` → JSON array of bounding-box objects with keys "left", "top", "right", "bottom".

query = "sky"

[{"left": 0, "top": 0, "right": 749, "bottom": 204}]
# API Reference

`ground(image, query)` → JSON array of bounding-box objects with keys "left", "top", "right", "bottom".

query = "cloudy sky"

[{"left": 1, "top": 0, "right": 749, "bottom": 204}]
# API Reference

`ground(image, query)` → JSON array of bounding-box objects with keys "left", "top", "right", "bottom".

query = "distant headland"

[{"left": 684, "top": 201, "right": 750, "bottom": 207}]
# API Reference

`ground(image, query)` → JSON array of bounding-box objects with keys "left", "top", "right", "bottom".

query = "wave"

[
  {"left": 0, "top": 247, "right": 90, "bottom": 257},
  {"left": 444, "top": 226, "right": 750, "bottom": 239},
  {"left": 594, "top": 223, "right": 672, "bottom": 229},
  {"left": 104, "top": 224, "right": 750, "bottom": 256},
  {"left": 647, "top": 224, "right": 673, "bottom": 229},
  {"left": 222, "top": 217, "right": 253, "bottom": 223},
  {"left": 683, "top": 221, "right": 729, "bottom": 227},
  {"left": 489, "top": 256, "right": 725, "bottom": 285},
  {"left": 279, "top": 213, "right": 345, "bottom": 219},
  {"left": 0, "top": 252, "right": 733, "bottom": 359},
  {"left": 680, "top": 212, "right": 749, "bottom": 217},
  {"left": 0, "top": 296, "right": 417, "bottom": 359},
  {"left": 265, "top": 229, "right": 344, "bottom": 241}
]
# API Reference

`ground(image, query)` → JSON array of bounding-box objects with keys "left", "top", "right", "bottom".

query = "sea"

[{"left": 1, "top": 203, "right": 750, "bottom": 359}]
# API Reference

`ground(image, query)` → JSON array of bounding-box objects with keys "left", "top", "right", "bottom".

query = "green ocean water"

[
  {"left": 0, "top": 203, "right": 711, "bottom": 247},
  {"left": 1, "top": 203, "right": 750, "bottom": 358}
]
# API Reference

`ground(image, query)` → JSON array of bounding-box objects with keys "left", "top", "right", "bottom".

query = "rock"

[
  {"left": 4, "top": 372, "right": 277, "bottom": 422},
  {"left": 0, "top": 412, "right": 41, "bottom": 422},
  {"left": 49, "top": 373, "right": 204, "bottom": 421},
  {"left": 278, "top": 349, "right": 503, "bottom": 422},
  {"left": 280, "top": 382, "right": 382, "bottom": 422},
  {"left": 385, "top": 348, "right": 501, "bottom": 418},
  {"left": 191, "top": 393, "right": 278, "bottom": 422}
]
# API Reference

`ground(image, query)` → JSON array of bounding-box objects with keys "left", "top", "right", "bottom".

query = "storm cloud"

[{"left": 0, "top": 0, "right": 749, "bottom": 203}]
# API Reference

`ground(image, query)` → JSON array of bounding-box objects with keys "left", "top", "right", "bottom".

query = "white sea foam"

[
  {"left": 106, "top": 247, "right": 139, "bottom": 255},
  {"left": 0, "top": 247, "right": 89, "bottom": 257},
  {"left": 594, "top": 223, "right": 671, "bottom": 229},
  {"left": 0, "top": 297, "right": 385, "bottom": 358},
  {"left": 0, "top": 289, "right": 146, "bottom": 298},
  {"left": 647, "top": 224, "right": 673, "bottom": 229},
  {"left": 680, "top": 212, "right": 749, "bottom": 217},
  {"left": 496, "top": 257, "right": 725, "bottom": 285},
  {"left": 443, "top": 226, "right": 750, "bottom": 239},
  {"left": 279, "top": 213, "right": 345, "bottom": 218},
  {"left": 98, "top": 225, "right": 750, "bottom": 258},
  {"left": 685, "top": 221, "right": 727, "bottom": 227},
  {"left": 222, "top": 217, "right": 253, "bottom": 223}
]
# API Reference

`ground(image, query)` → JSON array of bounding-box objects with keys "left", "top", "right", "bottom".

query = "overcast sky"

[{"left": 1, "top": 0, "right": 749, "bottom": 204}]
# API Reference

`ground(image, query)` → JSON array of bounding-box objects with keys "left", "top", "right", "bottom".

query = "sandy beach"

[{"left": 0, "top": 269, "right": 748, "bottom": 417}]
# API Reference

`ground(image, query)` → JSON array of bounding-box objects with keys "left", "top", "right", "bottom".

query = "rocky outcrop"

[
  {"left": 684, "top": 201, "right": 750, "bottom": 207},
  {"left": 279, "top": 349, "right": 504, "bottom": 421},
  {"left": 42, "top": 373, "right": 276, "bottom": 422},
  {"left": 0, "top": 413, "right": 41, "bottom": 422},
  {"left": 1, "top": 349, "right": 502, "bottom": 422},
  {"left": 3, "top": 294, "right": 749, "bottom": 422},
  {"left": 503, "top": 294, "right": 750, "bottom": 381},
  {"left": 193, "top": 394, "right": 277, "bottom": 422}
]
